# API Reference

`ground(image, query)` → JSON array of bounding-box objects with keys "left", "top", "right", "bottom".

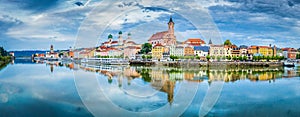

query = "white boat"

[
  {"left": 81, "top": 58, "right": 129, "bottom": 65},
  {"left": 284, "top": 60, "right": 295, "bottom": 67}
]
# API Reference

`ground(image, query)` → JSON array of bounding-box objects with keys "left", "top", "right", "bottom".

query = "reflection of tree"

[{"left": 140, "top": 68, "right": 152, "bottom": 82}]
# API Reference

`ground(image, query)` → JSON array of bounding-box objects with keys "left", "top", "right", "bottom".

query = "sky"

[{"left": 0, "top": 0, "right": 299, "bottom": 50}]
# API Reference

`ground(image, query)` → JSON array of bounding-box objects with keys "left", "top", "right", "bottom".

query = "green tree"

[
  {"left": 224, "top": 39, "right": 232, "bottom": 45},
  {"left": 222, "top": 56, "right": 226, "bottom": 60},
  {"left": 238, "top": 56, "right": 243, "bottom": 61},
  {"left": 266, "top": 56, "right": 271, "bottom": 62},
  {"left": 206, "top": 55, "right": 211, "bottom": 61},
  {"left": 227, "top": 56, "right": 232, "bottom": 61},
  {"left": 243, "top": 56, "right": 247, "bottom": 61},
  {"left": 140, "top": 43, "right": 152, "bottom": 54},
  {"left": 196, "top": 56, "right": 200, "bottom": 59},
  {"left": 233, "top": 56, "right": 237, "bottom": 61},
  {"left": 217, "top": 56, "right": 221, "bottom": 61},
  {"left": 297, "top": 54, "right": 300, "bottom": 59}
]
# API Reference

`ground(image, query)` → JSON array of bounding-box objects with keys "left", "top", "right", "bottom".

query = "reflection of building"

[{"left": 148, "top": 17, "right": 177, "bottom": 46}]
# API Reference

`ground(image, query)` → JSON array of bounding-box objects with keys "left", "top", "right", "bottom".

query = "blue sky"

[{"left": 0, "top": 0, "right": 299, "bottom": 50}]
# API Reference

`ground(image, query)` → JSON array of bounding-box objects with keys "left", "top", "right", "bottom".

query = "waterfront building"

[
  {"left": 209, "top": 45, "right": 225, "bottom": 59},
  {"left": 194, "top": 46, "right": 209, "bottom": 58},
  {"left": 184, "top": 38, "right": 206, "bottom": 46},
  {"left": 282, "top": 48, "right": 297, "bottom": 59},
  {"left": 108, "top": 49, "right": 122, "bottom": 57},
  {"left": 148, "top": 17, "right": 177, "bottom": 47},
  {"left": 46, "top": 45, "right": 58, "bottom": 58},
  {"left": 239, "top": 45, "right": 248, "bottom": 57},
  {"left": 224, "top": 45, "right": 234, "bottom": 58},
  {"left": 248, "top": 45, "right": 274, "bottom": 57},
  {"left": 184, "top": 46, "right": 194, "bottom": 56},
  {"left": 173, "top": 46, "right": 184, "bottom": 57},
  {"left": 124, "top": 46, "right": 141, "bottom": 59},
  {"left": 79, "top": 48, "right": 95, "bottom": 58},
  {"left": 152, "top": 43, "right": 165, "bottom": 60}
]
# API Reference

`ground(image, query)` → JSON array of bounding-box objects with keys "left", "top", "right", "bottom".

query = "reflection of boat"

[
  {"left": 46, "top": 57, "right": 60, "bottom": 61},
  {"left": 284, "top": 60, "right": 295, "bottom": 67},
  {"left": 34, "top": 57, "right": 45, "bottom": 61}
]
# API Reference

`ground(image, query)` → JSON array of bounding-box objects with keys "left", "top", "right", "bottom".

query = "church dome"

[
  {"left": 118, "top": 31, "right": 122, "bottom": 34},
  {"left": 108, "top": 34, "right": 113, "bottom": 39}
]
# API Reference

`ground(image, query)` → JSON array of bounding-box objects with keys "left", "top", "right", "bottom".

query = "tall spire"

[
  {"left": 208, "top": 39, "right": 212, "bottom": 45},
  {"left": 168, "top": 15, "right": 174, "bottom": 24}
]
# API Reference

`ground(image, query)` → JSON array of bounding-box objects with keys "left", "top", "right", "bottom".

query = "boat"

[
  {"left": 81, "top": 58, "right": 129, "bottom": 65},
  {"left": 284, "top": 60, "right": 295, "bottom": 67}
]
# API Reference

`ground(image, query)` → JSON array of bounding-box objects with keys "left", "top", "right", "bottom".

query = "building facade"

[
  {"left": 148, "top": 17, "right": 177, "bottom": 47},
  {"left": 152, "top": 44, "right": 165, "bottom": 60}
]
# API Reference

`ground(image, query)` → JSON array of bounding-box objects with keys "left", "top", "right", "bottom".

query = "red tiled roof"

[
  {"left": 148, "top": 31, "right": 168, "bottom": 41},
  {"left": 153, "top": 43, "right": 164, "bottom": 48},
  {"left": 185, "top": 38, "right": 206, "bottom": 45},
  {"left": 126, "top": 41, "right": 136, "bottom": 44}
]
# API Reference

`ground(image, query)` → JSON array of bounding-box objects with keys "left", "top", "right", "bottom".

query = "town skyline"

[{"left": 1, "top": 0, "right": 300, "bottom": 50}]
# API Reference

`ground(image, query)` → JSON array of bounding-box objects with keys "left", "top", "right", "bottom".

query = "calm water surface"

[{"left": 0, "top": 59, "right": 299, "bottom": 117}]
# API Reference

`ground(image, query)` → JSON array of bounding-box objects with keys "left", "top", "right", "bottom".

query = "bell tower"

[{"left": 168, "top": 16, "right": 174, "bottom": 35}]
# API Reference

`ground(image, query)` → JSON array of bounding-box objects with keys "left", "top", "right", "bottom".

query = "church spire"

[
  {"left": 208, "top": 39, "right": 212, "bottom": 45},
  {"left": 168, "top": 16, "right": 174, "bottom": 24}
]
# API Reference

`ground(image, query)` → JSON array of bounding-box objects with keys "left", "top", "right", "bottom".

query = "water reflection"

[
  {"left": 1, "top": 60, "right": 299, "bottom": 116},
  {"left": 70, "top": 63, "right": 299, "bottom": 105}
]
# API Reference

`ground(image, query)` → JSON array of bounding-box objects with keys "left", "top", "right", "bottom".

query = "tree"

[
  {"left": 297, "top": 54, "right": 300, "bottom": 59},
  {"left": 224, "top": 39, "right": 232, "bottom": 46},
  {"left": 266, "top": 56, "right": 271, "bottom": 62},
  {"left": 196, "top": 56, "right": 200, "bottom": 59},
  {"left": 0, "top": 47, "right": 9, "bottom": 57},
  {"left": 227, "top": 56, "right": 232, "bottom": 61},
  {"left": 238, "top": 56, "right": 243, "bottom": 61},
  {"left": 211, "top": 56, "right": 216, "bottom": 60},
  {"left": 217, "top": 56, "right": 221, "bottom": 61},
  {"left": 222, "top": 56, "right": 226, "bottom": 60},
  {"left": 243, "top": 56, "right": 247, "bottom": 61},
  {"left": 206, "top": 55, "right": 211, "bottom": 61},
  {"left": 140, "top": 43, "right": 152, "bottom": 54},
  {"left": 233, "top": 56, "right": 237, "bottom": 61}
]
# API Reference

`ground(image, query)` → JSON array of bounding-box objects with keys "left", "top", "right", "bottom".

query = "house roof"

[
  {"left": 185, "top": 38, "right": 206, "bottom": 45},
  {"left": 153, "top": 43, "right": 164, "bottom": 48},
  {"left": 148, "top": 31, "right": 168, "bottom": 41}
]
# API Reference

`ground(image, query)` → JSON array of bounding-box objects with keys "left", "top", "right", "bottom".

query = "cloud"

[{"left": 1, "top": 0, "right": 300, "bottom": 50}]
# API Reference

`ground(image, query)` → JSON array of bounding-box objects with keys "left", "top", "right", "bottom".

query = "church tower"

[
  {"left": 108, "top": 34, "right": 113, "bottom": 42},
  {"left": 118, "top": 31, "right": 123, "bottom": 46},
  {"left": 168, "top": 16, "right": 174, "bottom": 35},
  {"left": 50, "top": 45, "right": 54, "bottom": 53}
]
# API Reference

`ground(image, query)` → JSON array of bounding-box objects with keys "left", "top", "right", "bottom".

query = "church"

[{"left": 148, "top": 17, "right": 177, "bottom": 47}]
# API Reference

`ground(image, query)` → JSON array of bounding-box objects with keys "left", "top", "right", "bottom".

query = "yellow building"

[
  {"left": 248, "top": 46, "right": 274, "bottom": 56},
  {"left": 152, "top": 43, "right": 165, "bottom": 60}
]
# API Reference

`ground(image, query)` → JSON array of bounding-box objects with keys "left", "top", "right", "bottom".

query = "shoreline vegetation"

[{"left": 0, "top": 47, "right": 12, "bottom": 68}]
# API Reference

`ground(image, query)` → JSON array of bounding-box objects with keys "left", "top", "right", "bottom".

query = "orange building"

[
  {"left": 282, "top": 48, "right": 297, "bottom": 59},
  {"left": 184, "top": 46, "right": 194, "bottom": 56}
]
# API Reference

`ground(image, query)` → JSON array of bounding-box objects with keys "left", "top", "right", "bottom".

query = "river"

[{"left": 0, "top": 59, "right": 299, "bottom": 117}]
